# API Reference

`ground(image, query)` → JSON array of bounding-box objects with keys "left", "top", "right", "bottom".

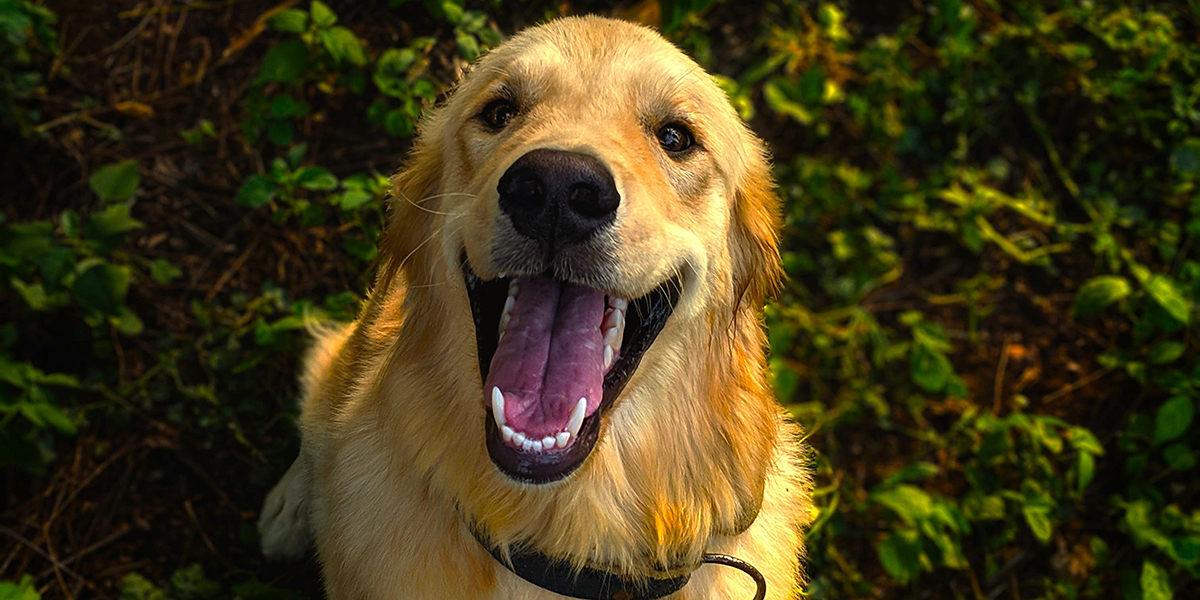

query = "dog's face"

[{"left": 388, "top": 17, "right": 780, "bottom": 485}]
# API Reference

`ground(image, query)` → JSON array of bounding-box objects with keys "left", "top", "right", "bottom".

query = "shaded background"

[{"left": 2, "top": 0, "right": 1199, "bottom": 598}]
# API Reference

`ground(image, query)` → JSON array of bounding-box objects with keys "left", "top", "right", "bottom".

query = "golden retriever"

[{"left": 258, "top": 15, "right": 811, "bottom": 600}]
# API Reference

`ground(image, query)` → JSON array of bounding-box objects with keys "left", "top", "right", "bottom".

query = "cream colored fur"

[{"left": 258, "top": 16, "right": 812, "bottom": 600}]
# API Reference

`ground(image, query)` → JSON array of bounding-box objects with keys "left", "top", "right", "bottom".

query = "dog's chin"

[{"left": 464, "top": 260, "right": 681, "bottom": 484}]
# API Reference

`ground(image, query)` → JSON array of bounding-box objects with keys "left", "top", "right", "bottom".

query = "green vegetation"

[{"left": 2, "top": 1, "right": 1197, "bottom": 598}]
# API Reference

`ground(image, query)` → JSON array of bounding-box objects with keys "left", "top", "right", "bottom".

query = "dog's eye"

[
  {"left": 481, "top": 99, "right": 517, "bottom": 129},
  {"left": 656, "top": 123, "right": 695, "bottom": 154}
]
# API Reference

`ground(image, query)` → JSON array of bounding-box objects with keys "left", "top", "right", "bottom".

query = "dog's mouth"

[{"left": 464, "top": 263, "right": 680, "bottom": 484}]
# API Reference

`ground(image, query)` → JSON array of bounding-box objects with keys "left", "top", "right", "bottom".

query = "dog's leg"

[{"left": 258, "top": 455, "right": 313, "bottom": 560}]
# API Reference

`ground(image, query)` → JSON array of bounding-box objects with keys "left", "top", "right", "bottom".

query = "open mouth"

[{"left": 465, "top": 263, "right": 680, "bottom": 484}]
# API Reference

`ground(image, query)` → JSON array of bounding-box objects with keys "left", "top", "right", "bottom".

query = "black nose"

[{"left": 497, "top": 149, "right": 620, "bottom": 250}]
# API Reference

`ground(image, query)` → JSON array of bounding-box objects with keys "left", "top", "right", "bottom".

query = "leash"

[{"left": 468, "top": 524, "right": 767, "bottom": 600}]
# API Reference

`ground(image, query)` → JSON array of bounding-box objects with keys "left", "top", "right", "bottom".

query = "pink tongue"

[{"left": 485, "top": 276, "right": 606, "bottom": 439}]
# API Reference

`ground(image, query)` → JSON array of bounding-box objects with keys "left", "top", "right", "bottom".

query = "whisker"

[{"left": 395, "top": 190, "right": 476, "bottom": 216}]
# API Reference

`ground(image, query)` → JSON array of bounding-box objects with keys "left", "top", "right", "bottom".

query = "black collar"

[{"left": 467, "top": 524, "right": 767, "bottom": 600}]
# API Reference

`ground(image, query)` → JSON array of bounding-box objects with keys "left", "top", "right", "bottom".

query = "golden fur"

[{"left": 258, "top": 16, "right": 812, "bottom": 599}]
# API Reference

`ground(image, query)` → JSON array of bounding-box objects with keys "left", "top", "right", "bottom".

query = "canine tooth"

[
  {"left": 556, "top": 431, "right": 570, "bottom": 447},
  {"left": 503, "top": 295, "right": 515, "bottom": 315},
  {"left": 502, "top": 426, "right": 514, "bottom": 442},
  {"left": 513, "top": 431, "right": 527, "bottom": 446},
  {"left": 567, "top": 397, "right": 586, "bottom": 438},
  {"left": 603, "top": 344, "right": 614, "bottom": 369},
  {"left": 499, "top": 312, "right": 511, "bottom": 333},
  {"left": 541, "top": 436, "right": 556, "bottom": 450},
  {"left": 491, "top": 387, "right": 506, "bottom": 428}
]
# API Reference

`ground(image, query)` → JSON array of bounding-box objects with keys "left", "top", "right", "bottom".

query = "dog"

[{"left": 258, "top": 15, "right": 812, "bottom": 600}]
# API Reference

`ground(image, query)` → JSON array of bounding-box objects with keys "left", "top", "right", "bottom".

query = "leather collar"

[
  {"left": 468, "top": 524, "right": 768, "bottom": 600},
  {"left": 469, "top": 525, "right": 692, "bottom": 600}
]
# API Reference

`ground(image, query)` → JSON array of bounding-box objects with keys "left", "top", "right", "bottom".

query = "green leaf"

[
  {"left": 269, "top": 94, "right": 308, "bottom": 119},
  {"left": 84, "top": 204, "right": 143, "bottom": 246},
  {"left": 455, "top": 29, "right": 480, "bottom": 60},
  {"left": 319, "top": 27, "right": 367, "bottom": 66},
  {"left": 31, "top": 402, "right": 76, "bottom": 435},
  {"left": 1147, "top": 341, "right": 1186, "bottom": 365},
  {"left": 1154, "top": 396, "right": 1194, "bottom": 444},
  {"left": 1141, "top": 560, "right": 1173, "bottom": 600},
  {"left": 1073, "top": 276, "right": 1131, "bottom": 317},
  {"left": 89, "top": 160, "right": 140, "bottom": 202},
  {"left": 384, "top": 107, "right": 415, "bottom": 137},
  {"left": 296, "top": 167, "right": 338, "bottom": 191},
  {"left": 877, "top": 529, "right": 922, "bottom": 584},
  {"left": 343, "top": 236, "right": 377, "bottom": 261},
  {"left": 1067, "top": 426, "right": 1105, "bottom": 455},
  {"left": 0, "top": 575, "right": 40, "bottom": 600},
  {"left": 1144, "top": 275, "right": 1190, "bottom": 325},
  {"left": 763, "top": 78, "right": 814, "bottom": 125},
  {"left": 910, "top": 343, "right": 953, "bottom": 393},
  {"left": 268, "top": 9, "right": 308, "bottom": 33},
  {"left": 310, "top": 0, "right": 337, "bottom": 28},
  {"left": 374, "top": 48, "right": 417, "bottom": 97},
  {"left": 337, "top": 188, "right": 375, "bottom": 211},
  {"left": 236, "top": 175, "right": 276, "bottom": 208},
  {"left": 874, "top": 484, "right": 933, "bottom": 524},
  {"left": 150, "top": 259, "right": 182, "bottom": 283},
  {"left": 258, "top": 39, "right": 308, "bottom": 83},
  {"left": 1077, "top": 452, "right": 1095, "bottom": 492},
  {"left": 60, "top": 209, "right": 81, "bottom": 238},
  {"left": 1023, "top": 505, "right": 1053, "bottom": 543},
  {"left": 73, "top": 260, "right": 131, "bottom": 315},
  {"left": 1163, "top": 443, "right": 1196, "bottom": 471}
]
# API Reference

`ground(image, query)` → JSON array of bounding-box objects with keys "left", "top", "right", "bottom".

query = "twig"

[
  {"left": 0, "top": 526, "right": 85, "bottom": 582},
  {"left": 1044, "top": 368, "right": 1114, "bottom": 403},
  {"left": 994, "top": 336, "right": 1011, "bottom": 414}
]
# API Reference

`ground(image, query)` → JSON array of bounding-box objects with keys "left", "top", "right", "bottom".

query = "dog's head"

[{"left": 382, "top": 16, "right": 781, "bottom": 487}]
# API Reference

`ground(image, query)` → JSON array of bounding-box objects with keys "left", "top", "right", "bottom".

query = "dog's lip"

[{"left": 464, "top": 260, "right": 681, "bottom": 484}]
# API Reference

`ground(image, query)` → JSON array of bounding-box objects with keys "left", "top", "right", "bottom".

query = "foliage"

[
  {"left": 2, "top": 0, "right": 1199, "bottom": 599},
  {"left": 0, "top": 0, "right": 57, "bottom": 133}
]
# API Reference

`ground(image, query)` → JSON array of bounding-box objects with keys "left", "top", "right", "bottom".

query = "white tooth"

[
  {"left": 603, "top": 344, "right": 614, "bottom": 369},
  {"left": 499, "top": 312, "right": 511, "bottom": 333},
  {"left": 567, "top": 397, "right": 586, "bottom": 438},
  {"left": 604, "top": 326, "right": 620, "bottom": 347},
  {"left": 491, "top": 387, "right": 506, "bottom": 428},
  {"left": 509, "top": 280, "right": 519, "bottom": 296},
  {"left": 502, "top": 426, "right": 514, "bottom": 442},
  {"left": 541, "top": 436, "right": 556, "bottom": 450},
  {"left": 513, "top": 431, "right": 527, "bottom": 446},
  {"left": 556, "top": 431, "right": 570, "bottom": 447},
  {"left": 611, "top": 298, "right": 628, "bottom": 311},
  {"left": 523, "top": 439, "right": 535, "bottom": 452},
  {"left": 531, "top": 439, "right": 543, "bottom": 452},
  {"left": 503, "top": 295, "right": 515, "bottom": 315}
]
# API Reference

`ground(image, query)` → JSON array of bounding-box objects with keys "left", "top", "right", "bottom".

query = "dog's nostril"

[{"left": 566, "top": 183, "right": 604, "bottom": 218}]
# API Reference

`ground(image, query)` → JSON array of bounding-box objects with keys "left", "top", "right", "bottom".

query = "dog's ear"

[
  {"left": 729, "top": 143, "right": 783, "bottom": 312},
  {"left": 377, "top": 134, "right": 444, "bottom": 287}
]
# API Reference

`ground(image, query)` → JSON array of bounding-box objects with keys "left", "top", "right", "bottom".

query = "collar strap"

[
  {"left": 469, "top": 526, "right": 692, "bottom": 600},
  {"left": 469, "top": 525, "right": 769, "bottom": 600}
]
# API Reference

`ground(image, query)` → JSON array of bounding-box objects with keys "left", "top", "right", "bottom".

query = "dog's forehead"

[{"left": 474, "top": 18, "right": 709, "bottom": 104}]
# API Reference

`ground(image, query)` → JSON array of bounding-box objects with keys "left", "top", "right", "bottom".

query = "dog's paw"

[{"left": 258, "top": 459, "right": 313, "bottom": 560}]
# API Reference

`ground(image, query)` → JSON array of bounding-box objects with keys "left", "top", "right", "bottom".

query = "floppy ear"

[{"left": 729, "top": 144, "right": 783, "bottom": 312}]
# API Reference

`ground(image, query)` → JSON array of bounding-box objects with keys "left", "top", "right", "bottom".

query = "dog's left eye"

[
  {"left": 481, "top": 99, "right": 517, "bottom": 130},
  {"left": 656, "top": 123, "right": 695, "bottom": 154}
]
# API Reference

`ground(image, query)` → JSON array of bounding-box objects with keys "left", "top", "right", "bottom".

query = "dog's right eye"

[{"left": 481, "top": 99, "right": 517, "bottom": 130}]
